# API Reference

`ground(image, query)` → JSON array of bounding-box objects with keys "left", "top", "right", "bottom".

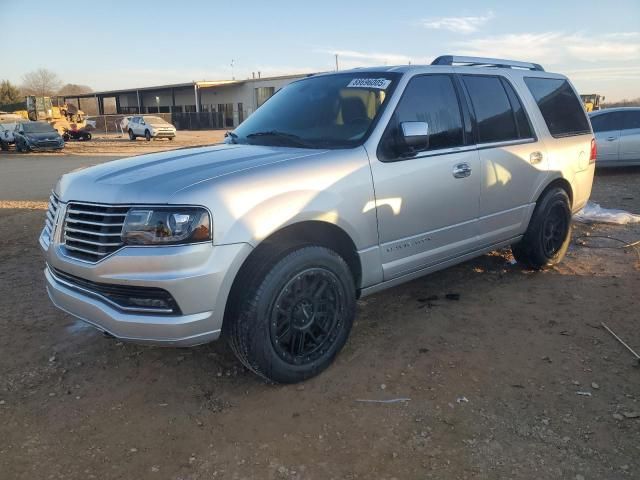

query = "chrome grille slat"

[
  {"left": 63, "top": 236, "right": 122, "bottom": 247},
  {"left": 64, "top": 226, "right": 122, "bottom": 236},
  {"left": 65, "top": 218, "right": 125, "bottom": 227},
  {"left": 63, "top": 202, "right": 129, "bottom": 262},
  {"left": 64, "top": 244, "right": 110, "bottom": 256},
  {"left": 66, "top": 209, "right": 128, "bottom": 217}
]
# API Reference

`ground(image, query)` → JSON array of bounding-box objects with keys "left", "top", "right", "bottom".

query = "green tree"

[{"left": 0, "top": 80, "right": 22, "bottom": 105}]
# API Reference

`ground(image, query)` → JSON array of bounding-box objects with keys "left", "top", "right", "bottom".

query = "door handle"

[
  {"left": 452, "top": 163, "right": 472, "bottom": 178},
  {"left": 606, "top": 136, "right": 617, "bottom": 141}
]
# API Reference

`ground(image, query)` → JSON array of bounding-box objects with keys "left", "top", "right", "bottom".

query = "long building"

[{"left": 64, "top": 73, "right": 314, "bottom": 129}]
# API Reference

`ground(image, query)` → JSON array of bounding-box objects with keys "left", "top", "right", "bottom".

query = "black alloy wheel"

[
  {"left": 541, "top": 204, "right": 568, "bottom": 257},
  {"left": 269, "top": 268, "right": 344, "bottom": 365}
]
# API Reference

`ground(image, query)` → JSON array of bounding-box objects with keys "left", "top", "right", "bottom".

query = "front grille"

[
  {"left": 36, "top": 140, "right": 60, "bottom": 147},
  {"left": 50, "top": 266, "right": 181, "bottom": 315},
  {"left": 42, "top": 193, "right": 60, "bottom": 247},
  {"left": 63, "top": 202, "right": 129, "bottom": 262}
]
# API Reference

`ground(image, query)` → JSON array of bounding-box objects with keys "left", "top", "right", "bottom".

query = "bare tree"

[
  {"left": 21, "top": 68, "right": 62, "bottom": 97},
  {"left": 58, "top": 83, "right": 93, "bottom": 96}
]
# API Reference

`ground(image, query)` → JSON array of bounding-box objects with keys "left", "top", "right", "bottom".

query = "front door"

[
  {"left": 369, "top": 74, "right": 480, "bottom": 280},
  {"left": 591, "top": 112, "right": 623, "bottom": 164}
]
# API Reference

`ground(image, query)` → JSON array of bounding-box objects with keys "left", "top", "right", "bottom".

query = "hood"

[
  {"left": 149, "top": 123, "right": 174, "bottom": 129},
  {"left": 26, "top": 131, "right": 61, "bottom": 141},
  {"left": 56, "top": 144, "right": 326, "bottom": 204}
]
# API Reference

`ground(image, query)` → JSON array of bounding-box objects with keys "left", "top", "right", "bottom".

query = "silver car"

[
  {"left": 41, "top": 56, "right": 595, "bottom": 383},
  {"left": 590, "top": 107, "right": 640, "bottom": 167}
]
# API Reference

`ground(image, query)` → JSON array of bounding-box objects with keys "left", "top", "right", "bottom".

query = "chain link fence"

[{"left": 86, "top": 111, "right": 241, "bottom": 133}]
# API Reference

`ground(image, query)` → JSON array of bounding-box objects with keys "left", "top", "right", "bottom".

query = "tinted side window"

[
  {"left": 590, "top": 112, "right": 623, "bottom": 132},
  {"left": 462, "top": 75, "right": 518, "bottom": 143},
  {"left": 379, "top": 74, "right": 463, "bottom": 159},
  {"left": 622, "top": 111, "right": 640, "bottom": 130},
  {"left": 501, "top": 78, "right": 533, "bottom": 139},
  {"left": 524, "top": 77, "right": 590, "bottom": 137}
]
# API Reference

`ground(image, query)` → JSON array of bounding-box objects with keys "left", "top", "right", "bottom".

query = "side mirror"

[{"left": 400, "top": 121, "right": 429, "bottom": 150}]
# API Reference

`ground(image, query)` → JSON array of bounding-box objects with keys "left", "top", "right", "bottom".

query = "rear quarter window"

[{"left": 524, "top": 77, "right": 591, "bottom": 138}]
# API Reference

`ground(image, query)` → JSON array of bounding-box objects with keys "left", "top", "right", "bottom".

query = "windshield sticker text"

[{"left": 347, "top": 78, "right": 392, "bottom": 89}]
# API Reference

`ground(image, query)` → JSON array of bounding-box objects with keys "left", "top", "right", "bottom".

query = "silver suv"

[{"left": 41, "top": 56, "right": 595, "bottom": 383}]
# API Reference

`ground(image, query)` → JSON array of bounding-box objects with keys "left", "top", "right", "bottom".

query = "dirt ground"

[
  {"left": 1, "top": 130, "right": 228, "bottom": 156},
  {"left": 0, "top": 163, "right": 639, "bottom": 479}
]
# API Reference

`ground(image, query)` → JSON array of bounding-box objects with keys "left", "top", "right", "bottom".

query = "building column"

[
  {"left": 115, "top": 96, "right": 121, "bottom": 114},
  {"left": 171, "top": 88, "right": 176, "bottom": 113},
  {"left": 194, "top": 84, "right": 199, "bottom": 113},
  {"left": 136, "top": 90, "right": 141, "bottom": 114}
]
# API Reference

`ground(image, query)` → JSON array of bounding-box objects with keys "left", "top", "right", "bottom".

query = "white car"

[
  {"left": 127, "top": 115, "right": 176, "bottom": 141},
  {"left": 0, "top": 122, "right": 19, "bottom": 150}
]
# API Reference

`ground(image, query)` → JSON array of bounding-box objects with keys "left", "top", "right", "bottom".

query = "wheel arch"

[
  {"left": 536, "top": 177, "right": 573, "bottom": 208},
  {"left": 224, "top": 220, "right": 362, "bottom": 326}
]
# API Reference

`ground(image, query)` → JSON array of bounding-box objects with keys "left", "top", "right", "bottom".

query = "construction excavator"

[
  {"left": 13, "top": 96, "right": 88, "bottom": 135},
  {"left": 580, "top": 94, "right": 605, "bottom": 112}
]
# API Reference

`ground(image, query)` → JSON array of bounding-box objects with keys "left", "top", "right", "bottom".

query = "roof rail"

[{"left": 431, "top": 55, "right": 544, "bottom": 72}]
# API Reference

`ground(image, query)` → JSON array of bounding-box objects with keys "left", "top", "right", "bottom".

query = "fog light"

[{"left": 127, "top": 297, "right": 171, "bottom": 309}]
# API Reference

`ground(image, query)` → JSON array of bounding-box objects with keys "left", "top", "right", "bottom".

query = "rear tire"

[
  {"left": 225, "top": 246, "right": 356, "bottom": 384},
  {"left": 128, "top": 129, "right": 136, "bottom": 141},
  {"left": 0, "top": 141, "right": 7, "bottom": 151},
  {"left": 512, "top": 187, "right": 572, "bottom": 269}
]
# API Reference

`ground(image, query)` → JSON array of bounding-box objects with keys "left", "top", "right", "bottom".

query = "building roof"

[{"left": 63, "top": 73, "right": 315, "bottom": 99}]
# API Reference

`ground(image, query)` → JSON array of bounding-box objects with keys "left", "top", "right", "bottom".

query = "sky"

[{"left": 3, "top": 0, "right": 640, "bottom": 101}]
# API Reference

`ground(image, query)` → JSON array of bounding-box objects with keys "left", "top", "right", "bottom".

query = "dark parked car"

[{"left": 14, "top": 121, "right": 65, "bottom": 152}]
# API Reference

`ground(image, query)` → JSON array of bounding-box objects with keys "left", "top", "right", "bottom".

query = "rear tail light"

[{"left": 589, "top": 138, "right": 597, "bottom": 164}]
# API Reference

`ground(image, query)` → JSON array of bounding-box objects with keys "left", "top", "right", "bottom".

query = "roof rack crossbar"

[{"left": 431, "top": 55, "right": 544, "bottom": 72}]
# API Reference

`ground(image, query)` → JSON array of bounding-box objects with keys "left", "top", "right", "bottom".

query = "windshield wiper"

[{"left": 245, "top": 130, "right": 313, "bottom": 148}]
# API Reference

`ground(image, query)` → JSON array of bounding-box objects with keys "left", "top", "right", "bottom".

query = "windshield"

[
  {"left": 231, "top": 72, "right": 400, "bottom": 148},
  {"left": 23, "top": 122, "right": 56, "bottom": 133},
  {"left": 143, "top": 116, "right": 168, "bottom": 124}
]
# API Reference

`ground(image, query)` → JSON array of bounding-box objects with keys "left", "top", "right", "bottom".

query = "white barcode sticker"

[{"left": 347, "top": 78, "right": 392, "bottom": 89}]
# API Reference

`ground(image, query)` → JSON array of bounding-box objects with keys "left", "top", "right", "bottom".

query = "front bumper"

[
  {"left": 29, "top": 143, "right": 65, "bottom": 151},
  {"left": 152, "top": 131, "right": 176, "bottom": 138},
  {"left": 43, "top": 241, "right": 252, "bottom": 346}
]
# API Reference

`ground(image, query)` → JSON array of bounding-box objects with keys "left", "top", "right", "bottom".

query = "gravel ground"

[{"left": 0, "top": 160, "right": 638, "bottom": 479}]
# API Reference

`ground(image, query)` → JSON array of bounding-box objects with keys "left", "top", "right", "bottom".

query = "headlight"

[{"left": 121, "top": 207, "right": 211, "bottom": 245}]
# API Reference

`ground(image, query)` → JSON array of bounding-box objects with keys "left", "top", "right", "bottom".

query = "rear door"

[
  {"left": 619, "top": 110, "right": 640, "bottom": 163},
  {"left": 130, "top": 117, "right": 140, "bottom": 135},
  {"left": 590, "top": 112, "right": 623, "bottom": 164},
  {"left": 460, "top": 74, "right": 543, "bottom": 244}
]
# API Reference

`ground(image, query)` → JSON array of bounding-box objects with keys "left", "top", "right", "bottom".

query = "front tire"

[
  {"left": 512, "top": 187, "right": 572, "bottom": 269},
  {"left": 145, "top": 130, "right": 151, "bottom": 141},
  {"left": 226, "top": 246, "right": 356, "bottom": 384},
  {"left": 128, "top": 129, "right": 136, "bottom": 141}
]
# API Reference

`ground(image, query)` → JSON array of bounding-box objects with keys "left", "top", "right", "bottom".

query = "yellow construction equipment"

[
  {"left": 24, "top": 96, "right": 87, "bottom": 134},
  {"left": 580, "top": 94, "right": 604, "bottom": 112}
]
